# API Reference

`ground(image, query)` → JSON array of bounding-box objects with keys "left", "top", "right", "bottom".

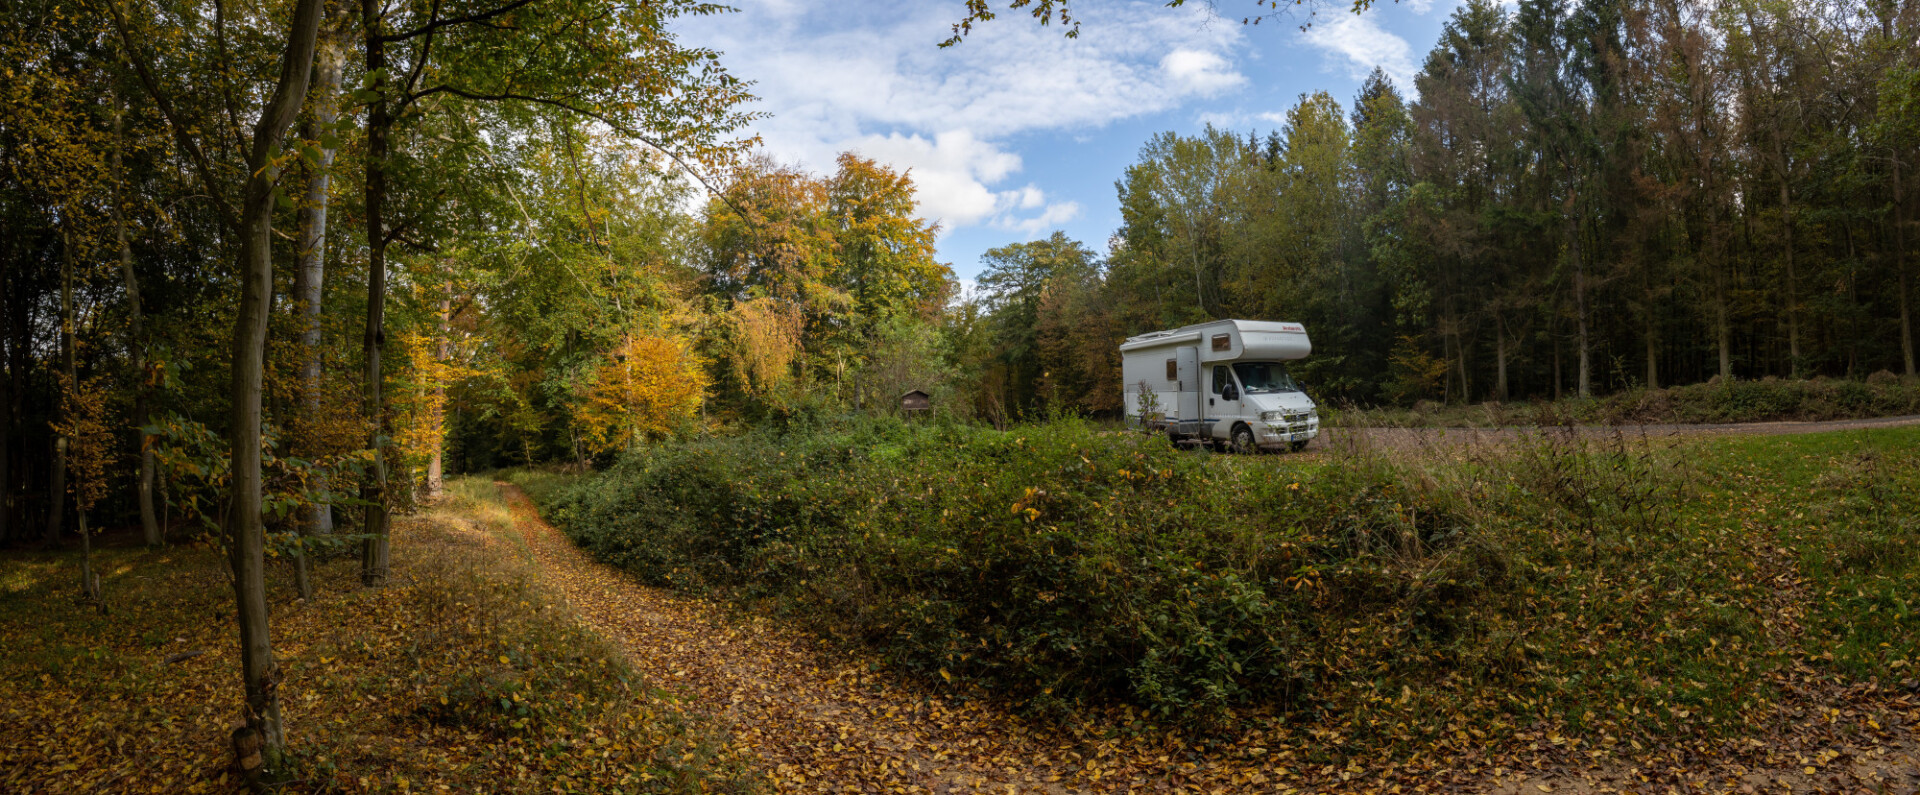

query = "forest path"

[
  {"left": 496, "top": 484, "right": 1085, "bottom": 794},
  {"left": 1311, "top": 413, "right": 1920, "bottom": 453}
]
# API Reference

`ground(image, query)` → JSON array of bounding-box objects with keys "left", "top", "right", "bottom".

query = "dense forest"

[{"left": 1030, "top": 0, "right": 1920, "bottom": 412}]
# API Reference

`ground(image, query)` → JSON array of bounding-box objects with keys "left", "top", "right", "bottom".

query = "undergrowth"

[{"left": 535, "top": 416, "right": 1920, "bottom": 754}]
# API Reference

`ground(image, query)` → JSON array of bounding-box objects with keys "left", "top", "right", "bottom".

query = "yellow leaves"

[
  {"left": 51, "top": 373, "right": 115, "bottom": 513},
  {"left": 391, "top": 325, "right": 478, "bottom": 479},
  {"left": 575, "top": 333, "right": 710, "bottom": 455},
  {"left": 731, "top": 297, "right": 805, "bottom": 397}
]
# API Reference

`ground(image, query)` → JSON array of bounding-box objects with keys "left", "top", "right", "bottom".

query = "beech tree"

[{"left": 112, "top": 0, "right": 327, "bottom": 772}]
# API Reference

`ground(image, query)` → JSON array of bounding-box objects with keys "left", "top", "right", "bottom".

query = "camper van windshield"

[{"left": 1232, "top": 362, "right": 1301, "bottom": 394}]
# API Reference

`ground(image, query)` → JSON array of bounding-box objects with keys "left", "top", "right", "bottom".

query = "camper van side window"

[
  {"left": 1211, "top": 334, "right": 1231, "bottom": 352},
  {"left": 1211, "top": 366, "right": 1230, "bottom": 394},
  {"left": 1166, "top": 359, "right": 1178, "bottom": 381}
]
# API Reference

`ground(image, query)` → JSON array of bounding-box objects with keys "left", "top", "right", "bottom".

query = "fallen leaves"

[{"left": 0, "top": 491, "right": 752, "bottom": 794}]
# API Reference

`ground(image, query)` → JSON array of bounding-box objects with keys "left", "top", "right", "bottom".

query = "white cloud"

[
  {"left": 677, "top": 0, "right": 1247, "bottom": 237},
  {"left": 1301, "top": 12, "right": 1417, "bottom": 90},
  {"left": 1161, "top": 49, "right": 1245, "bottom": 94},
  {"left": 999, "top": 200, "right": 1083, "bottom": 238},
  {"left": 1013, "top": 185, "right": 1045, "bottom": 210}
]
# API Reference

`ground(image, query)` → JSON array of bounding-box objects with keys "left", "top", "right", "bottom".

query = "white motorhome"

[{"left": 1120, "top": 319, "right": 1319, "bottom": 452}]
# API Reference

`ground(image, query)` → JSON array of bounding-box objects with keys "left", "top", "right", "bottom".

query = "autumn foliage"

[{"left": 576, "top": 334, "right": 710, "bottom": 455}]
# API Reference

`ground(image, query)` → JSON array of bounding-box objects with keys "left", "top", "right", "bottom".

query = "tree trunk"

[
  {"left": 1714, "top": 237, "right": 1732, "bottom": 380},
  {"left": 359, "top": 0, "right": 392, "bottom": 588},
  {"left": 1494, "top": 315, "right": 1508, "bottom": 402},
  {"left": 1454, "top": 324, "right": 1469, "bottom": 404},
  {"left": 0, "top": 356, "right": 9, "bottom": 547},
  {"left": 1778, "top": 176, "right": 1800, "bottom": 377},
  {"left": 1571, "top": 213, "right": 1591, "bottom": 399},
  {"left": 426, "top": 289, "right": 449, "bottom": 497},
  {"left": 48, "top": 229, "right": 74, "bottom": 546},
  {"left": 1552, "top": 311, "right": 1563, "bottom": 401},
  {"left": 47, "top": 437, "right": 66, "bottom": 545},
  {"left": 114, "top": 98, "right": 163, "bottom": 547},
  {"left": 61, "top": 218, "right": 93, "bottom": 598},
  {"left": 1644, "top": 302, "right": 1658, "bottom": 390},
  {"left": 78, "top": 510, "right": 99, "bottom": 603},
  {"left": 288, "top": 29, "right": 342, "bottom": 605},
  {"left": 1897, "top": 156, "right": 1914, "bottom": 378},
  {"left": 0, "top": 259, "right": 9, "bottom": 546},
  {"left": 296, "top": 29, "right": 343, "bottom": 539},
  {"left": 225, "top": 0, "right": 326, "bottom": 772}
]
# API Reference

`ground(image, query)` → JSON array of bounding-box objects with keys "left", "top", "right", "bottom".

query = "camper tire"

[{"left": 1230, "top": 424, "right": 1257, "bottom": 454}]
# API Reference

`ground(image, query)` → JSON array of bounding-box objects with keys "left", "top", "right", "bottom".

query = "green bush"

[
  {"left": 540, "top": 417, "right": 1681, "bottom": 725},
  {"left": 535, "top": 417, "right": 1920, "bottom": 740},
  {"left": 546, "top": 419, "right": 1471, "bottom": 720}
]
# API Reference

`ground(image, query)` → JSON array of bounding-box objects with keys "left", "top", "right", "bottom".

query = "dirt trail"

[
  {"left": 498, "top": 485, "right": 1920, "bottom": 794},
  {"left": 1308, "top": 413, "right": 1920, "bottom": 453},
  {"left": 499, "top": 485, "right": 1085, "bottom": 794}
]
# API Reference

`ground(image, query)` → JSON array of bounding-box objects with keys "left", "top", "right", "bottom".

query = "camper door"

[{"left": 1173, "top": 346, "right": 1199, "bottom": 435}]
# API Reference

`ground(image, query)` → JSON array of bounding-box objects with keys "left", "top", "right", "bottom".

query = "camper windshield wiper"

[{"left": 1232, "top": 362, "right": 1301, "bottom": 394}]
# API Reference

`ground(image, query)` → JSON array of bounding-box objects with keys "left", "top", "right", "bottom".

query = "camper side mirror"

[{"left": 1222, "top": 384, "right": 1238, "bottom": 401}]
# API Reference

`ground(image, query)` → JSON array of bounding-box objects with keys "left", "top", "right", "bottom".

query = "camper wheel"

[{"left": 1230, "top": 424, "right": 1257, "bottom": 454}]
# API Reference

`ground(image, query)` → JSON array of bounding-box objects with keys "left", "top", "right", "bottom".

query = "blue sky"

[{"left": 677, "top": 0, "right": 1467, "bottom": 285}]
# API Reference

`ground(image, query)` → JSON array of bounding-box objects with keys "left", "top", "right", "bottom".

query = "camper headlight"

[{"left": 1261, "top": 410, "right": 1285, "bottom": 424}]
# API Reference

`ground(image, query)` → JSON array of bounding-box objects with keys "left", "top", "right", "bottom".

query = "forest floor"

[
  {"left": 498, "top": 476, "right": 1920, "bottom": 795},
  {"left": 0, "top": 483, "right": 757, "bottom": 794}
]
